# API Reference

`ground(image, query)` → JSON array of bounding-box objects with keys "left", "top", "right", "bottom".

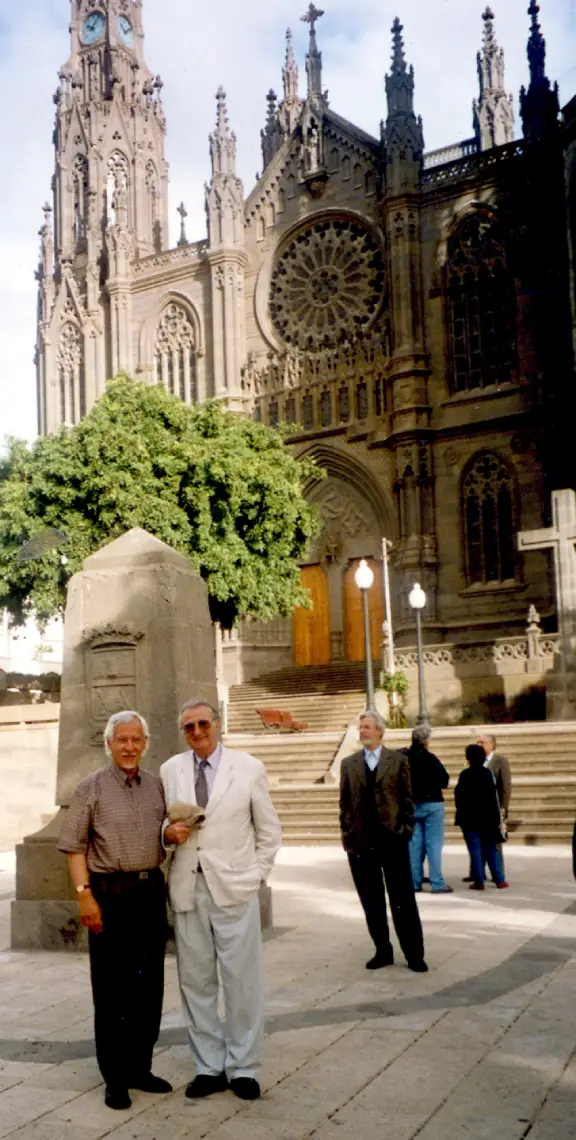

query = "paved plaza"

[{"left": 1, "top": 845, "right": 576, "bottom": 1139}]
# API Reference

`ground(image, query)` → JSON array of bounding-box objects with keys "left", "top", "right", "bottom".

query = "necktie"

[{"left": 195, "top": 760, "right": 209, "bottom": 809}]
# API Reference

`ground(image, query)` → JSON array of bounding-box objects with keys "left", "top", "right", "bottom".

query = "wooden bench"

[{"left": 256, "top": 708, "right": 309, "bottom": 733}]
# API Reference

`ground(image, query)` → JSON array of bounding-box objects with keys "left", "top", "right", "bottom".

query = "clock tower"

[{"left": 36, "top": 0, "right": 169, "bottom": 433}]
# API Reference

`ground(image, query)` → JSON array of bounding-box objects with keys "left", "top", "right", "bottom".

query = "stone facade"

[{"left": 35, "top": 2, "right": 575, "bottom": 676}]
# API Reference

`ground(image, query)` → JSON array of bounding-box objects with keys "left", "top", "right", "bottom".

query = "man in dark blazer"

[{"left": 340, "top": 710, "right": 427, "bottom": 973}]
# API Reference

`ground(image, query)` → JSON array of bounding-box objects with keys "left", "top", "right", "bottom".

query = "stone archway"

[{"left": 300, "top": 474, "right": 389, "bottom": 664}]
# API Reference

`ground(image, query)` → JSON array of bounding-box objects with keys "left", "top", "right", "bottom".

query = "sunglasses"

[{"left": 182, "top": 719, "right": 213, "bottom": 732}]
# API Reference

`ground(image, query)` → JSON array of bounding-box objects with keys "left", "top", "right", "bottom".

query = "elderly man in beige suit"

[{"left": 162, "top": 700, "right": 281, "bottom": 1104}]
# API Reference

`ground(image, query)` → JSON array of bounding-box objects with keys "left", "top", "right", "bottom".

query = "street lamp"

[
  {"left": 409, "top": 582, "right": 429, "bottom": 725},
  {"left": 355, "top": 559, "right": 375, "bottom": 709}
]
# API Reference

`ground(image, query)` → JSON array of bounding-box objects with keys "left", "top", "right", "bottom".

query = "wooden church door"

[{"left": 292, "top": 565, "right": 331, "bottom": 667}]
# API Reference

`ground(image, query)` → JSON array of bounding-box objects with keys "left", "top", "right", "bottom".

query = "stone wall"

[{"left": 0, "top": 706, "right": 59, "bottom": 851}]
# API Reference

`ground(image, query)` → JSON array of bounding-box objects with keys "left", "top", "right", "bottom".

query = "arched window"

[
  {"left": 106, "top": 151, "right": 130, "bottom": 226},
  {"left": 154, "top": 302, "right": 197, "bottom": 403},
  {"left": 447, "top": 213, "right": 516, "bottom": 392},
  {"left": 462, "top": 452, "right": 516, "bottom": 585},
  {"left": 57, "top": 323, "right": 84, "bottom": 426},
  {"left": 72, "top": 155, "right": 89, "bottom": 248}
]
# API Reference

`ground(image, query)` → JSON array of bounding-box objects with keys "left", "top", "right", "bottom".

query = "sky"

[{"left": 0, "top": 0, "right": 574, "bottom": 444}]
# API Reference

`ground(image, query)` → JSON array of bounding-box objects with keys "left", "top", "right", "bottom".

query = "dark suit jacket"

[
  {"left": 486, "top": 752, "right": 512, "bottom": 815},
  {"left": 339, "top": 747, "right": 415, "bottom": 854}
]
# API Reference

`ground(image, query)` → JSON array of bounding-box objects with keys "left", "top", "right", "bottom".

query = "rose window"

[{"left": 269, "top": 217, "right": 385, "bottom": 351}]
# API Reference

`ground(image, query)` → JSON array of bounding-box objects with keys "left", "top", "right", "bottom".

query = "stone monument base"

[{"left": 11, "top": 812, "right": 274, "bottom": 950}]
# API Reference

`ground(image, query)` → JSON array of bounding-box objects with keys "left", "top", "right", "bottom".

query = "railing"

[
  {"left": 423, "top": 137, "right": 478, "bottom": 170},
  {"left": 422, "top": 139, "right": 525, "bottom": 187},
  {"left": 395, "top": 633, "right": 559, "bottom": 672}
]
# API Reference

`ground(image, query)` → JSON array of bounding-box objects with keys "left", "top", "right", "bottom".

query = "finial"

[
  {"left": 483, "top": 6, "right": 495, "bottom": 21},
  {"left": 177, "top": 202, "right": 188, "bottom": 247},
  {"left": 390, "top": 17, "right": 407, "bottom": 74},
  {"left": 42, "top": 202, "right": 52, "bottom": 223}
]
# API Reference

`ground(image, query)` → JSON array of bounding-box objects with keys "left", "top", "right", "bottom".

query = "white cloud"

[{"left": 0, "top": 0, "right": 574, "bottom": 441}]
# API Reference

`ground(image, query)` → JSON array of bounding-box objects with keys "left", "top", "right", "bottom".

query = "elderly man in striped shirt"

[{"left": 58, "top": 710, "right": 171, "bottom": 1111}]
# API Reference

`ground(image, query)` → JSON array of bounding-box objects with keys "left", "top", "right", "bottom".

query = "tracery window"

[
  {"left": 320, "top": 389, "right": 332, "bottom": 428},
  {"left": 447, "top": 213, "right": 516, "bottom": 392},
  {"left": 73, "top": 155, "right": 89, "bottom": 248},
  {"left": 356, "top": 380, "right": 368, "bottom": 421},
  {"left": 269, "top": 399, "right": 279, "bottom": 428},
  {"left": 154, "top": 303, "right": 197, "bottom": 403},
  {"left": 106, "top": 151, "right": 130, "bottom": 226},
  {"left": 57, "top": 323, "right": 84, "bottom": 426},
  {"left": 285, "top": 396, "right": 296, "bottom": 424},
  {"left": 338, "top": 385, "right": 350, "bottom": 424},
  {"left": 462, "top": 452, "right": 516, "bottom": 585},
  {"left": 302, "top": 393, "right": 314, "bottom": 431}
]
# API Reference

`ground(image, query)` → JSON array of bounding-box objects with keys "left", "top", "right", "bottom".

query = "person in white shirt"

[{"left": 161, "top": 700, "right": 282, "bottom": 1103}]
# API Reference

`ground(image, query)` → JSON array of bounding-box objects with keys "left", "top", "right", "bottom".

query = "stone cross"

[
  {"left": 301, "top": 3, "right": 324, "bottom": 35},
  {"left": 517, "top": 489, "right": 576, "bottom": 714},
  {"left": 177, "top": 201, "right": 188, "bottom": 247}
]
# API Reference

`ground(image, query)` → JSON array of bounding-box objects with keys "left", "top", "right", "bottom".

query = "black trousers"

[
  {"left": 348, "top": 832, "right": 425, "bottom": 964},
  {"left": 88, "top": 868, "right": 167, "bottom": 1088}
]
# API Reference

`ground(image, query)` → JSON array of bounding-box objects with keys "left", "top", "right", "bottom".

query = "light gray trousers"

[{"left": 173, "top": 874, "right": 264, "bottom": 1079}]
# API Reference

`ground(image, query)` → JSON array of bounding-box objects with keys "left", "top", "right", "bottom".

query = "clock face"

[
  {"left": 82, "top": 11, "right": 106, "bottom": 45},
  {"left": 118, "top": 15, "right": 135, "bottom": 48}
]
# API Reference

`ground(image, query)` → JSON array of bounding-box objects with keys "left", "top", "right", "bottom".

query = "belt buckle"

[{"left": 139, "top": 871, "right": 149, "bottom": 881}]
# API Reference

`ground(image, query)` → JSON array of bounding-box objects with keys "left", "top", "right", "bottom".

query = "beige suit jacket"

[
  {"left": 486, "top": 752, "right": 512, "bottom": 815},
  {"left": 160, "top": 745, "right": 282, "bottom": 913}
]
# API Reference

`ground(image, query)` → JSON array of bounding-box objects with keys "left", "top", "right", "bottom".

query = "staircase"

[
  {"left": 225, "top": 715, "right": 576, "bottom": 846},
  {"left": 227, "top": 662, "right": 373, "bottom": 734}
]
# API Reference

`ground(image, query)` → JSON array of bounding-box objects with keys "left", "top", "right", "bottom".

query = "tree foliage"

[{"left": 0, "top": 377, "right": 322, "bottom": 628}]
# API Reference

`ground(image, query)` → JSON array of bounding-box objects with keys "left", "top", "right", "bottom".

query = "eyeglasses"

[{"left": 182, "top": 719, "right": 213, "bottom": 732}]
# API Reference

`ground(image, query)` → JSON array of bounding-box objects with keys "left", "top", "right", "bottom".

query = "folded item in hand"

[{"left": 168, "top": 802, "right": 206, "bottom": 828}]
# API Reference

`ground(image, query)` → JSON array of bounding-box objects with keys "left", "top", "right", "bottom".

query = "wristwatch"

[{"left": 76, "top": 884, "right": 91, "bottom": 894}]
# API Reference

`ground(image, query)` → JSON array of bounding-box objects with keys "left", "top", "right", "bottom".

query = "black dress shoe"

[
  {"left": 407, "top": 960, "right": 429, "bottom": 973},
  {"left": 185, "top": 1072, "right": 228, "bottom": 1099},
  {"left": 105, "top": 1086, "right": 132, "bottom": 1110},
  {"left": 366, "top": 949, "right": 394, "bottom": 970},
  {"left": 230, "top": 1077, "right": 261, "bottom": 1101},
  {"left": 131, "top": 1073, "right": 173, "bottom": 1093},
  {"left": 462, "top": 876, "right": 473, "bottom": 883}
]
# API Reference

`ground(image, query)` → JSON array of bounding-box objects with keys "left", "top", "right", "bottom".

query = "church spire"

[
  {"left": 384, "top": 18, "right": 424, "bottom": 189},
  {"left": 473, "top": 7, "right": 515, "bottom": 150},
  {"left": 279, "top": 28, "right": 303, "bottom": 134},
  {"left": 520, "top": 1, "right": 559, "bottom": 143},
  {"left": 205, "top": 88, "right": 244, "bottom": 248},
  {"left": 301, "top": 3, "right": 325, "bottom": 103}
]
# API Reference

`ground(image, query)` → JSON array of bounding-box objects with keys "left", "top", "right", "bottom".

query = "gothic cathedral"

[{"left": 35, "top": 1, "right": 576, "bottom": 674}]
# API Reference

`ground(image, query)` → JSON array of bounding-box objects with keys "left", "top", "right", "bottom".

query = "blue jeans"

[
  {"left": 464, "top": 832, "right": 505, "bottom": 885},
  {"left": 409, "top": 802, "right": 446, "bottom": 890}
]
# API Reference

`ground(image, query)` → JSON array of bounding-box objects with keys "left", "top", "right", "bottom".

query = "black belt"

[{"left": 90, "top": 868, "right": 162, "bottom": 884}]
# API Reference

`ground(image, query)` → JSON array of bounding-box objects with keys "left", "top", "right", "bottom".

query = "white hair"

[
  {"left": 359, "top": 709, "right": 386, "bottom": 732},
  {"left": 179, "top": 699, "right": 220, "bottom": 726},
  {"left": 104, "top": 710, "right": 150, "bottom": 758}
]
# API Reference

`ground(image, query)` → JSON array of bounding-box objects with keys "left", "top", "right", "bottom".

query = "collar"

[
  {"left": 363, "top": 744, "right": 383, "bottom": 759},
  {"left": 193, "top": 743, "right": 222, "bottom": 769},
  {"left": 485, "top": 750, "right": 495, "bottom": 764},
  {"left": 110, "top": 763, "right": 142, "bottom": 788}
]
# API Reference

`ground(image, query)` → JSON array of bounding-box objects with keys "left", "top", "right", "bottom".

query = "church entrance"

[
  {"left": 343, "top": 558, "right": 384, "bottom": 663},
  {"left": 292, "top": 564, "right": 331, "bottom": 667}
]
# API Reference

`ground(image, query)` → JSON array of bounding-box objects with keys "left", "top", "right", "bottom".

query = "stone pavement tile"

[
  {"left": 101, "top": 1092, "right": 241, "bottom": 1139},
  {"left": 244, "top": 1026, "right": 418, "bottom": 1127},
  {"left": 0, "top": 1060, "right": 55, "bottom": 1092},
  {"left": 207, "top": 1115, "right": 315, "bottom": 1140},
  {"left": 0, "top": 1085, "right": 80, "bottom": 1139},
  {"left": 363, "top": 1009, "right": 447, "bottom": 1034},
  {"left": 21, "top": 1056, "right": 101, "bottom": 1093},
  {"left": 312, "top": 1107, "right": 424, "bottom": 1140},
  {"left": 263, "top": 1024, "right": 352, "bottom": 1089},
  {"left": 6, "top": 1120, "right": 103, "bottom": 1140}
]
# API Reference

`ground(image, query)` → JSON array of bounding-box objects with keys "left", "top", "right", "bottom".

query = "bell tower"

[{"left": 36, "top": 0, "right": 169, "bottom": 435}]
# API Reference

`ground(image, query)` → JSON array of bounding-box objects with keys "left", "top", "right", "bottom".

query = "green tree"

[{"left": 0, "top": 377, "right": 322, "bottom": 628}]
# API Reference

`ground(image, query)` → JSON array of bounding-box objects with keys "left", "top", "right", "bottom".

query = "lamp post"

[
  {"left": 355, "top": 559, "right": 375, "bottom": 709},
  {"left": 409, "top": 582, "right": 429, "bottom": 725}
]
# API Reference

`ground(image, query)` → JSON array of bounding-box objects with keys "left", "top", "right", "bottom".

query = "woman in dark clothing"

[
  {"left": 455, "top": 744, "right": 509, "bottom": 890},
  {"left": 406, "top": 725, "right": 452, "bottom": 893}
]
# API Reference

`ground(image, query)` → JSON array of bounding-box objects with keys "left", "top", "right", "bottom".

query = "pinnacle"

[{"left": 391, "top": 17, "right": 407, "bottom": 74}]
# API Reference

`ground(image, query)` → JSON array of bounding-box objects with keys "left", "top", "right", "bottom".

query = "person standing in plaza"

[
  {"left": 339, "top": 710, "right": 428, "bottom": 972},
  {"left": 461, "top": 733, "right": 512, "bottom": 882},
  {"left": 162, "top": 700, "right": 282, "bottom": 1103},
  {"left": 405, "top": 725, "right": 452, "bottom": 894},
  {"left": 58, "top": 711, "right": 171, "bottom": 1111},
  {"left": 455, "top": 744, "right": 509, "bottom": 890}
]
